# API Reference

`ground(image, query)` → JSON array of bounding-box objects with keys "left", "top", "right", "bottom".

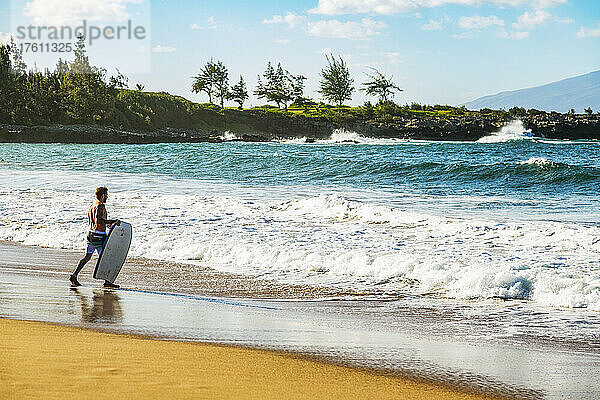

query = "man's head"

[{"left": 95, "top": 186, "right": 108, "bottom": 203}]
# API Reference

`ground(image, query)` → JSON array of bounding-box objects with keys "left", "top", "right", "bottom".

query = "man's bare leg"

[{"left": 70, "top": 253, "right": 92, "bottom": 286}]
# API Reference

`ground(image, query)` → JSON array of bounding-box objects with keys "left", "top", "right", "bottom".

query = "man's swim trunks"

[{"left": 86, "top": 230, "right": 107, "bottom": 255}]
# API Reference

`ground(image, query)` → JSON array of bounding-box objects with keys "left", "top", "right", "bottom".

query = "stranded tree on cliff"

[
  {"left": 254, "top": 62, "right": 305, "bottom": 110},
  {"left": 360, "top": 68, "right": 403, "bottom": 104},
  {"left": 318, "top": 54, "right": 355, "bottom": 107},
  {"left": 228, "top": 76, "right": 249, "bottom": 109},
  {"left": 191, "top": 58, "right": 229, "bottom": 107}
]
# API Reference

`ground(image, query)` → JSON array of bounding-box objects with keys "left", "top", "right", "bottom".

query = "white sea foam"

[
  {"left": 279, "top": 129, "right": 379, "bottom": 145},
  {"left": 318, "top": 129, "right": 411, "bottom": 145},
  {"left": 1, "top": 171, "right": 599, "bottom": 310},
  {"left": 280, "top": 137, "right": 309, "bottom": 144},
  {"left": 281, "top": 133, "right": 432, "bottom": 145},
  {"left": 220, "top": 131, "right": 240, "bottom": 141},
  {"left": 517, "top": 157, "right": 559, "bottom": 167},
  {"left": 477, "top": 120, "right": 534, "bottom": 143}
]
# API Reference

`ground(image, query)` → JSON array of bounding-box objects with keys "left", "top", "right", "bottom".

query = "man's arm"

[{"left": 97, "top": 204, "right": 121, "bottom": 226}]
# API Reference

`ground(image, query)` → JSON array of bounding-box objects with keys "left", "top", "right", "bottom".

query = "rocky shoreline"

[
  {"left": 1, "top": 110, "right": 598, "bottom": 143},
  {"left": 522, "top": 113, "right": 600, "bottom": 140}
]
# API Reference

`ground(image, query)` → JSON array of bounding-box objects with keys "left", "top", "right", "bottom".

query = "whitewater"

[{"left": 1, "top": 125, "right": 599, "bottom": 313}]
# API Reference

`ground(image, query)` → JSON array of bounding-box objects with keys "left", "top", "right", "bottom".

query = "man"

[{"left": 70, "top": 186, "right": 121, "bottom": 288}]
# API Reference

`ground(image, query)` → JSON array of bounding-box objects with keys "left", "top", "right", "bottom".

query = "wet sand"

[
  {"left": 1, "top": 318, "right": 498, "bottom": 400},
  {"left": 0, "top": 240, "right": 376, "bottom": 299},
  {"left": 2, "top": 241, "right": 600, "bottom": 399}
]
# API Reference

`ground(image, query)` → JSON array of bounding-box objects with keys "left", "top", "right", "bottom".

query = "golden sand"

[{"left": 0, "top": 318, "right": 497, "bottom": 400}]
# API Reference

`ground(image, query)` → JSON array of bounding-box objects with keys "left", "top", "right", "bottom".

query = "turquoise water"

[
  {"left": 1, "top": 139, "right": 600, "bottom": 220},
  {"left": 1, "top": 137, "right": 600, "bottom": 310}
]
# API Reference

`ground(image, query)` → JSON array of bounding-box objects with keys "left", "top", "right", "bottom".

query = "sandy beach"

[{"left": 1, "top": 318, "right": 502, "bottom": 400}]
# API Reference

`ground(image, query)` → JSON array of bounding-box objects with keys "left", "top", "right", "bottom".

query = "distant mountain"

[{"left": 463, "top": 70, "right": 600, "bottom": 113}]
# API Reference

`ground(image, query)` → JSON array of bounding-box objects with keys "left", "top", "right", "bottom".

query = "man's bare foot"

[{"left": 69, "top": 274, "right": 81, "bottom": 287}]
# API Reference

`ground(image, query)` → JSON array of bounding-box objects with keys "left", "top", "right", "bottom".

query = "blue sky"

[{"left": 1, "top": 0, "right": 599, "bottom": 106}]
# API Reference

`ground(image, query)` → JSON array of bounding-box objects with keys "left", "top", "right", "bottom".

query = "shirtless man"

[{"left": 70, "top": 186, "right": 121, "bottom": 288}]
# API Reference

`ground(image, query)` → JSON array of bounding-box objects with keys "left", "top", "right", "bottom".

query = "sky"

[{"left": 0, "top": 0, "right": 599, "bottom": 106}]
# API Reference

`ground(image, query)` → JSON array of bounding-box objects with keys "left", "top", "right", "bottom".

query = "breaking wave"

[
  {"left": 1, "top": 178, "right": 599, "bottom": 310},
  {"left": 477, "top": 120, "right": 534, "bottom": 143}
]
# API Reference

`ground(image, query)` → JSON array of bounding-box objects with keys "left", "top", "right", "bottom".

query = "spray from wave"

[
  {"left": 282, "top": 129, "right": 408, "bottom": 145},
  {"left": 477, "top": 120, "right": 534, "bottom": 143},
  {"left": 220, "top": 131, "right": 240, "bottom": 141}
]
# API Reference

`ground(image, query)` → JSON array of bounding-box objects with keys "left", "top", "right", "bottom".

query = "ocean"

[{"left": 1, "top": 122, "right": 600, "bottom": 348}]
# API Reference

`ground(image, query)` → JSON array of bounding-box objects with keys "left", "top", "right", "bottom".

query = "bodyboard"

[{"left": 93, "top": 222, "right": 132, "bottom": 283}]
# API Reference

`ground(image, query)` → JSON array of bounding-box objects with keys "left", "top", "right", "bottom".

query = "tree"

[
  {"left": 584, "top": 107, "right": 593, "bottom": 115},
  {"left": 192, "top": 71, "right": 212, "bottom": 103},
  {"left": 290, "top": 74, "right": 308, "bottom": 106},
  {"left": 318, "top": 54, "right": 354, "bottom": 106},
  {"left": 362, "top": 101, "right": 375, "bottom": 119},
  {"left": 509, "top": 106, "right": 526, "bottom": 117},
  {"left": 291, "top": 96, "right": 315, "bottom": 111},
  {"left": 9, "top": 37, "right": 27, "bottom": 75},
  {"left": 212, "top": 60, "right": 229, "bottom": 107},
  {"left": 0, "top": 44, "right": 15, "bottom": 122},
  {"left": 192, "top": 58, "right": 229, "bottom": 107},
  {"left": 109, "top": 68, "right": 129, "bottom": 89},
  {"left": 360, "top": 68, "right": 402, "bottom": 103},
  {"left": 57, "top": 34, "right": 113, "bottom": 123},
  {"left": 254, "top": 62, "right": 297, "bottom": 109},
  {"left": 71, "top": 33, "right": 92, "bottom": 74},
  {"left": 228, "top": 75, "right": 248, "bottom": 109}
]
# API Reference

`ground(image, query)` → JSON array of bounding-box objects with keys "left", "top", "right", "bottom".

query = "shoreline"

[
  {"left": 0, "top": 240, "right": 379, "bottom": 300},
  {"left": 0, "top": 318, "right": 504, "bottom": 400},
  {"left": 1, "top": 111, "right": 598, "bottom": 144}
]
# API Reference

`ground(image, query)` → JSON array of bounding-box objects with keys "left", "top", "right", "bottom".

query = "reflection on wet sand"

[{"left": 70, "top": 288, "right": 123, "bottom": 323}]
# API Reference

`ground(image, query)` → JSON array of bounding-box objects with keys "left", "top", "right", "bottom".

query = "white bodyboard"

[{"left": 93, "top": 222, "right": 132, "bottom": 283}]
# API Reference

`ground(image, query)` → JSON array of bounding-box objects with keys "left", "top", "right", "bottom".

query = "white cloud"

[
  {"left": 382, "top": 51, "right": 402, "bottom": 64},
  {"left": 206, "top": 16, "right": 221, "bottom": 30},
  {"left": 190, "top": 16, "right": 225, "bottom": 30},
  {"left": 452, "top": 31, "right": 475, "bottom": 39},
  {"left": 513, "top": 31, "right": 530, "bottom": 39},
  {"left": 557, "top": 17, "right": 574, "bottom": 24},
  {"left": 576, "top": 24, "right": 600, "bottom": 38},
  {"left": 459, "top": 15, "right": 504, "bottom": 29},
  {"left": 512, "top": 9, "right": 550, "bottom": 29},
  {"left": 274, "top": 38, "right": 291, "bottom": 44},
  {"left": 511, "top": 10, "right": 574, "bottom": 30},
  {"left": 351, "top": 61, "right": 382, "bottom": 68},
  {"left": 307, "top": 18, "right": 386, "bottom": 40},
  {"left": 262, "top": 12, "right": 307, "bottom": 28},
  {"left": 309, "top": 0, "right": 567, "bottom": 15},
  {"left": 23, "top": 0, "right": 141, "bottom": 26},
  {"left": 421, "top": 17, "right": 447, "bottom": 31},
  {"left": 152, "top": 45, "right": 176, "bottom": 53},
  {"left": 497, "top": 29, "right": 530, "bottom": 39}
]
